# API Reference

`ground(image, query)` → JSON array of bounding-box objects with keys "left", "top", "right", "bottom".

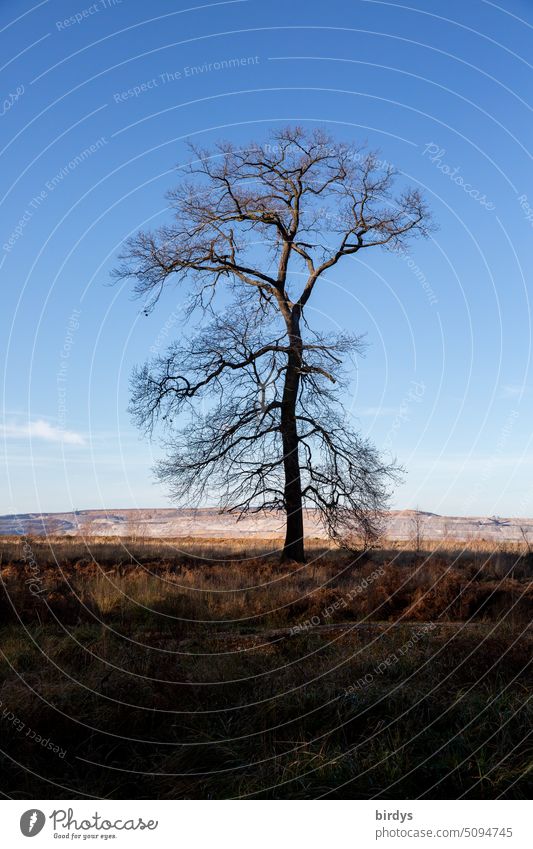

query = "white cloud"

[
  {"left": 501, "top": 383, "right": 527, "bottom": 399},
  {"left": 1, "top": 419, "right": 85, "bottom": 446},
  {"left": 357, "top": 406, "right": 398, "bottom": 417}
]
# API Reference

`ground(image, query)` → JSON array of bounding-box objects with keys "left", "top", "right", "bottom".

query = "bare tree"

[
  {"left": 125, "top": 509, "right": 149, "bottom": 541},
  {"left": 124, "top": 509, "right": 150, "bottom": 566},
  {"left": 116, "top": 127, "right": 431, "bottom": 561},
  {"left": 74, "top": 510, "right": 94, "bottom": 539},
  {"left": 519, "top": 525, "right": 531, "bottom": 554},
  {"left": 410, "top": 507, "right": 425, "bottom": 554}
]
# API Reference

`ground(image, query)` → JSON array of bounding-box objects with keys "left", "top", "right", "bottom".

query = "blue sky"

[{"left": 1, "top": 0, "right": 532, "bottom": 517}]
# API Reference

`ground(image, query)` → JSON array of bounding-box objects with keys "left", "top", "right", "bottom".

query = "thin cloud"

[
  {"left": 1, "top": 419, "right": 85, "bottom": 446},
  {"left": 500, "top": 384, "right": 528, "bottom": 399},
  {"left": 357, "top": 406, "right": 398, "bottom": 417}
]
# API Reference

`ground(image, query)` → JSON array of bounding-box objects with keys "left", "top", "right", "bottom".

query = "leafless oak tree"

[{"left": 116, "top": 127, "right": 431, "bottom": 561}]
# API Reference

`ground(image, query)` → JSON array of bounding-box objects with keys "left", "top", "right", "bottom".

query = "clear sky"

[{"left": 1, "top": 0, "right": 532, "bottom": 517}]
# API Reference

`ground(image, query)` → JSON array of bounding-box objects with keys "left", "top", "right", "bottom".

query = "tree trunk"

[{"left": 280, "top": 307, "right": 305, "bottom": 562}]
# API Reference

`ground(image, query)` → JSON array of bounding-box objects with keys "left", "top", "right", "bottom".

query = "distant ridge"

[{"left": 0, "top": 508, "right": 531, "bottom": 542}]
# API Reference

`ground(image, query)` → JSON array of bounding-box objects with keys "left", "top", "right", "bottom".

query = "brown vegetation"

[
  {"left": 0, "top": 536, "right": 531, "bottom": 799},
  {"left": 1, "top": 535, "right": 531, "bottom": 629}
]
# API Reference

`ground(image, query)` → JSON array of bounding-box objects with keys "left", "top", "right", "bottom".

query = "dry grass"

[
  {"left": 1, "top": 534, "right": 531, "bottom": 628},
  {"left": 0, "top": 535, "right": 531, "bottom": 799}
]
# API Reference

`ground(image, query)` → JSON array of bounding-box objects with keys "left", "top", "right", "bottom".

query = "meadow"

[{"left": 0, "top": 535, "right": 531, "bottom": 799}]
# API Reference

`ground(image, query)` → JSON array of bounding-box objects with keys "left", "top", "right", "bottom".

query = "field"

[{"left": 0, "top": 535, "right": 531, "bottom": 799}]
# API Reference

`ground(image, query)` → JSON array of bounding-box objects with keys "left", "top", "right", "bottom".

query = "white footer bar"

[{"left": 3, "top": 799, "right": 529, "bottom": 848}]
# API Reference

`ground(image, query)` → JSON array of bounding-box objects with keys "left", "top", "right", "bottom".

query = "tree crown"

[{"left": 116, "top": 125, "right": 431, "bottom": 318}]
